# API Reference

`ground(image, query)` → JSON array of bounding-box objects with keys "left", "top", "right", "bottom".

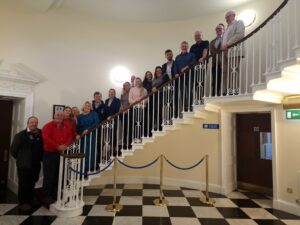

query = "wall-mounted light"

[
  {"left": 237, "top": 9, "right": 256, "bottom": 27},
  {"left": 110, "top": 66, "right": 131, "bottom": 86}
]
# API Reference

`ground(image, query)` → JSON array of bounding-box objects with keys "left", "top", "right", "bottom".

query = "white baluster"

[
  {"left": 251, "top": 37, "right": 255, "bottom": 85},
  {"left": 94, "top": 129, "right": 98, "bottom": 171},
  {"left": 116, "top": 116, "right": 119, "bottom": 157},
  {"left": 183, "top": 73, "right": 186, "bottom": 113},
  {"left": 89, "top": 131, "right": 92, "bottom": 172},
  {"left": 147, "top": 97, "right": 150, "bottom": 137},
  {"left": 245, "top": 41, "right": 249, "bottom": 94},
  {"left": 221, "top": 51, "right": 224, "bottom": 95}
]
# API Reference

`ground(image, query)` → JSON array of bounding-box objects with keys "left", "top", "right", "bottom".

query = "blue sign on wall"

[{"left": 203, "top": 124, "right": 220, "bottom": 129}]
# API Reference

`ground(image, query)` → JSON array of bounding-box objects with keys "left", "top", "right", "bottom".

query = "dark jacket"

[
  {"left": 10, "top": 129, "right": 44, "bottom": 169},
  {"left": 105, "top": 97, "right": 121, "bottom": 117},
  {"left": 92, "top": 100, "right": 106, "bottom": 122},
  {"left": 162, "top": 60, "right": 179, "bottom": 78}
]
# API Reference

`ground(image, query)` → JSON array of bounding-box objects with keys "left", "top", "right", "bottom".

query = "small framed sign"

[
  {"left": 203, "top": 123, "right": 219, "bottom": 129},
  {"left": 53, "top": 105, "right": 65, "bottom": 118}
]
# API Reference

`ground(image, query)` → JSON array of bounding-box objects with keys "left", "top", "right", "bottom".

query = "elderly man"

[
  {"left": 190, "top": 31, "right": 209, "bottom": 64},
  {"left": 11, "top": 116, "right": 44, "bottom": 211},
  {"left": 221, "top": 10, "right": 245, "bottom": 95},
  {"left": 42, "top": 112, "right": 73, "bottom": 205},
  {"left": 175, "top": 41, "right": 197, "bottom": 111},
  {"left": 210, "top": 24, "right": 225, "bottom": 96}
]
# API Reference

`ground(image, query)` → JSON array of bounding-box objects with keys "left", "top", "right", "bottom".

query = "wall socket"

[{"left": 287, "top": 187, "right": 293, "bottom": 194}]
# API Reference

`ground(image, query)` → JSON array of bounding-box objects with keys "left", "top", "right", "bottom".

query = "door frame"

[
  {"left": 0, "top": 63, "right": 44, "bottom": 193},
  {"left": 220, "top": 106, "right": 278, "bottom": 201}
]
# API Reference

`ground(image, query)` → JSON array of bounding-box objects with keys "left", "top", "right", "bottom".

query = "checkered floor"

[{"left": 0, "top": 184, "right": 299, "bottom": 225}]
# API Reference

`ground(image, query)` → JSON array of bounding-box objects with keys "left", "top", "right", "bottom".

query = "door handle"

[{"left": 3, "top": 149, "right": 8, "bottom": 162}]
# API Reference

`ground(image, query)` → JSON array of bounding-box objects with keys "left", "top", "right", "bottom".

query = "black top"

[
  {"left": 92, "top": 100, "right": 106, "bottom": 122},
  {"left": 190, "top": 40, "right": 209, "bottom": 61},
  {"left": 10, "top": 129, "right": 44, "bottom": 169},
  {"left": 162, "top": 60, "right": 179, "bottom": 79},
  {"left": 152, "top": 74, "right": 170, "bottom": 89},
  {"left": 105, "top": 97, "right": 121, "bottom": 117},
  {"left": 143, "top": 80, "right": 152, "bottom": 94}
]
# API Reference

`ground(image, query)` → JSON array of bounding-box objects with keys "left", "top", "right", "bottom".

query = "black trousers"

[
  {"left": 212, "top": 63, "right": 222, "bottom": 96},
  {"left": 17, "top": 164, "right": 41, "bottom": 204},
  {"left": 43, "top": 152, "right": 60, "bottom": 200}
]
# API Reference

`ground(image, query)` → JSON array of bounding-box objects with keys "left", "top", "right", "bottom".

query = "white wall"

[{"left": 0, "top": 0, "right": 281, "bottom": 126}]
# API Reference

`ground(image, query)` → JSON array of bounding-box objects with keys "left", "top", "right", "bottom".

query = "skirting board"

[
  {"left": 273, "top": 199, "right": 300, "bottom": 216},
  {"left": 90, "top": 176, "right": 222, "bottom": 194}
]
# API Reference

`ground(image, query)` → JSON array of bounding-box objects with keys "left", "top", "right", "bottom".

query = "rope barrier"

[
  {"left": 69, "top": 159, "right": 115, "bottom": 176},
  {"left": 163, "top": 156, "right": 205, "bottom": 170},
  {"left": 117, "top": 157, "right": 160, "bottom": 169}
]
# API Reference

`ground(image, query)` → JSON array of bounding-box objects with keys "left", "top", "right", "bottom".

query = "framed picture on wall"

[{"left": 53, "top": 104, "right": 65, "bottom": 118}]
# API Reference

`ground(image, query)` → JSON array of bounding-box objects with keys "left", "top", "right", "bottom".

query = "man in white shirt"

[{"left": 221, "top": 10, "right": 245, "bottom": 95}]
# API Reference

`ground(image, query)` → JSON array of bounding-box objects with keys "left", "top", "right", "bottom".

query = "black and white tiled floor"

[{"left": 0, "top": 184, "right": 300, "bottom": 225}]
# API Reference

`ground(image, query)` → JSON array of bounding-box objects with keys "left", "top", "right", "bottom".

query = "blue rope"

[
  {"left": 69, "top": 159, "right": 115, "bottom": 176},
  {"left": 117, "top": 157, "right": 159, "bottom": 169},
  {"left": 164, "top": 156, "right": 205, "bottom": 170}
]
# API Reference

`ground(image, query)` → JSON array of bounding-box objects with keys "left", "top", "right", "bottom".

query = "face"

[
  {"left": 72, "top": 107, "right": 79, "bottom": 117},
  {"left": 27, "top": 117, "right": 38, "bottom": 132},
  {"left": 146, "top": 72, "right": 152, "bottom": 81},
  {"left": 94, "top": 94, "right": 101, "bottom": 102},
  {"left": 83, "top": 103, "right": 91, "bottom": 113},
  {"left": 123, "top": 82, "right": 131, "bottom": 92},
  {"left": 108, "top": 89, "right": 115, "bottom": 98},
  {"left": 155, "top": 68, "right": 162, "bottom": 77},
  {"left": 194, "top": 32, "right": 202, "bottom": 42},
  {"left": 54, "top": 112, "right": 64, "bottom": 124},
  {"left": 135, "top": 78, "right": 142, "bottom": 87},
  {"left": 63, "top": 108, "right": 72, "bottom": 118},
  {"left": 165, "top": 51, "right": 173, "bottom": 61},
  {"left": 181, "top": 43, "right": 188, "bottom": 53},
  {"left": 216, "top": 26, "right": 224, "bottom": 36},
  {"left": 225, "top": 12, "right": 235, "bottom": 24}
]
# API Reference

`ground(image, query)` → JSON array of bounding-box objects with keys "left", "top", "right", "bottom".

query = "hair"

[
  {"left": 81, "top": 101, "right": 93, "bottom": 112},
  {"left": 154, "top": 66, "right": 163, "bottom": 79},
  {"left": 109, "top": 88, "right": 116, "bottom": 94},
  {"left": 135, "top": 77, "right": 145, "bottom": 97},
  {"left": 122, "top": 81, "right": 131, "bottom": 94},
  {"left": 226, "top": 10, "right": 236, "bottom": 17},
  {"left": 218, "top": 23, "right": 225, "bottom": 29},
  {"left": 165, "top": 49, "right": 172, "bottom": 55},
  {"left": 64, "top": 106, "right": 72, "bottom": 111},
  {"left": 181, "top": 41, "right": 188, "bottom": 45},
  {"left": 143, "top": 71, "right": 153, "bottom": 84},
  {"left": 27, "top": 116, "right": 38, "bottom": 124},
  {"left": 93, "top": 91, "right": 102, "bottom": 97}
]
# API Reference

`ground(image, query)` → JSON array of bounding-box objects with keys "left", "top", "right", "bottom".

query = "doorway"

[
  {"left": 236, "top": 113, "right": 273, "bottom": 196},
  {"left": 0, "top": 100, "right": 13, "bottom": 191}
]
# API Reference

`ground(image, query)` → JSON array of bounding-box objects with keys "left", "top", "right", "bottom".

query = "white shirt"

[
  {"left": 166, "top": 61, "right": 173, "bottom": 79},
  {"left": 222, "top": 20, "right": 236, "bottom": 46}
]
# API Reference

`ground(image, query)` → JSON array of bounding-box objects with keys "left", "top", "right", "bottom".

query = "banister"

[{"left": 61, "top": 0, "right": 288, "bottom": 156}]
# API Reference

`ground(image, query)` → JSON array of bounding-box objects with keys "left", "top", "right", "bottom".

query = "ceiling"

[{"left": 1, "top": 0, "right": 255, "bottom": 22}]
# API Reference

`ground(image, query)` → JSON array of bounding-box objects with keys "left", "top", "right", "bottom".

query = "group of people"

[{"left": 10, "top": 10, "right": 245, "bottom": 211}]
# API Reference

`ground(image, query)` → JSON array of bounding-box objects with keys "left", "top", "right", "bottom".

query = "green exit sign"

[{"left": 286, "top": 109, "right": 300, "bottom": 120}]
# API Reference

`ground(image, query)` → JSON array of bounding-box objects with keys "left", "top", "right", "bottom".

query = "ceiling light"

[
  {"left": 237, "top": 9, "right": 256, "bottom": 27},
  {"left": 110, "top": 66, "right": 131, "bottom": 86}
]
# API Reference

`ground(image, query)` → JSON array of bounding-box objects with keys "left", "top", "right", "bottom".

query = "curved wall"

[{"left": 0, "top": 0, "right": 281, "bottom": 125}]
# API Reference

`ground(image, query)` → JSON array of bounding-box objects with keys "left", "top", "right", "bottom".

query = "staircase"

[{"left": 51, "top": 0, "right": 300, "bottom": 217}]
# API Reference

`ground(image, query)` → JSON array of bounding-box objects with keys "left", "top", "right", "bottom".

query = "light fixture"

[
  {"left": 237, "top": 9, "right": 256, "bottom": 27},
  {"left": 110, "top": 66, "right": 131, "bottom": 86}
]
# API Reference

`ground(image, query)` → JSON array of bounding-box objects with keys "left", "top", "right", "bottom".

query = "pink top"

[{"left": 128, "top": 87, "right": 148, "bottom": 104}]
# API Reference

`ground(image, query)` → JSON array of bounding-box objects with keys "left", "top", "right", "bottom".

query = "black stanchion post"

[
  {"left": 153, "top": 154, "right": 168, "bottom": 206},
  {"left": 106, "top": 158, "right": 123, "bottom": 212},
  {"left": 200, "top": 155, "right": 215, "bottom": 205}
]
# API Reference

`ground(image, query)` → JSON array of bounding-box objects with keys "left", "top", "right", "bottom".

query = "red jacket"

[
  {"left": 63, "top": 118, "right": 77, "bottom": 139},
  {"left": 42, "top": 121, "right": 73, "bottom": 152}
]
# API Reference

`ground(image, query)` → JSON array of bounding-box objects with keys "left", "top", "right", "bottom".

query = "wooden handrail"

[{"left": 61, "top": 0, "right": 288, "bottom": 157}]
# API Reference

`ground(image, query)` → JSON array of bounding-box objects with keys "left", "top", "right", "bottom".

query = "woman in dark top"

[
  {"left": 142, "top": 71, "right": 153, "bottom": 94},
  {"left": 77, "top": 101, "right": 99, "bottom": 174},
  {"left": 152, "top": 66, "right": 170, "bottom": 131}
]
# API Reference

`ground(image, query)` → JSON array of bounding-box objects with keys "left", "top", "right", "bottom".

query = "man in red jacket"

[{"left": 42, "top": 111, "right": 73, "bottom": 205}]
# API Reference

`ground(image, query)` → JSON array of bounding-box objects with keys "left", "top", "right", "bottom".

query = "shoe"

[{"left": 19, "top": 204, "right": 31, "bottom": 211}]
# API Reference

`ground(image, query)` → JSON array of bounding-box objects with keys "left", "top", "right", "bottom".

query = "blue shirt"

[
  {"left": 77, "top": 111, "right": 99, "bottom": 134},
  {"left": 175, "top": 52, "right": 197, "bottom": 72}
]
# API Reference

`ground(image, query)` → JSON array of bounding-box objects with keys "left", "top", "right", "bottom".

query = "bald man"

[
  {"left": 11, "top": 116, "right": 44, "bottom": 211},
  {"left": 42, "top": 112, "right": 73, "bottom": 206},
  {"left": 190, "top": 31, "right": 209, "bottom": 64},
  {"left": 221, "top": 10, "right": 245, "bottom": 95}
]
